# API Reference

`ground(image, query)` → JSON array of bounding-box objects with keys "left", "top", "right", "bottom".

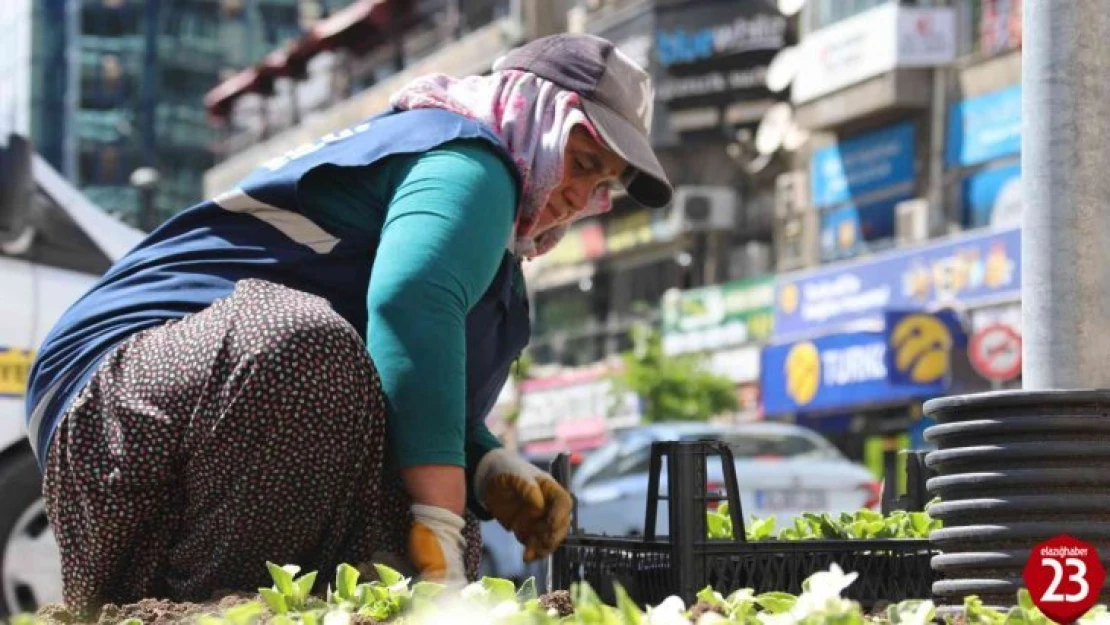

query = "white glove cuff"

[
  {"left": 411, "top": 503, "right": 466, "bottom": 533},
  {"left": 474, "top": 448, "right": 551, "bottom": 506}
]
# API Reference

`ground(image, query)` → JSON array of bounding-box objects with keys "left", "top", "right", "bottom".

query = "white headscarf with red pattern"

[{"left": 390, "top": 69, "right": 612, "bottom": 259}]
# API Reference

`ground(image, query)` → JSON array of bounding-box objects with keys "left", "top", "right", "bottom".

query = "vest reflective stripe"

[{"left": 212, "top": 189, "right": 340, "bottom": 254}]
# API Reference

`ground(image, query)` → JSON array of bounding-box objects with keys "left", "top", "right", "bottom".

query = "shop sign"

[
  {"left": 604, "top": 208, "right": 675, "bottom": 254},
  {"left": 968, "top": 322, "right": 1022, "bottom": 383},
  {"left": 977, "top": 0, "right": 1023, "bottom": 58},
  {"left": 810, "top": 121, "right": 916, "bottom": 208},
  {"left": 0, "top": 347, "right": 33, "bottom": 397},
  {"left": 963, "top": 162, "right": 1021, "bottom": 228},
  {"left": 707, "top": 345, "right": 762, "bottom": 385},
  {"left": 540, "top": 221, "right": 607, "bottom": 267},
  {"left": 761, "top": 310, "right": 962, "bottom": 416},
  {"left": 791, "top": 3, "right": 955, "bottom": 105},
  {"left": 818, "top": 197, "right": 904, "bottom": 263},
  {"left": 653, "top": 0, "right": 788, "bottom": 130},
  {"left": 661, "top": 276, "right": 774, "bottom": 356},
  {"left": 773, "top": 226, "right": 1020, "bottom": 341},
  {"left": 946, "top": 85, "right": 1021, "bottom": 168},
  {"left": 515, "top": 367, "right": 641, "bottom": 443}
]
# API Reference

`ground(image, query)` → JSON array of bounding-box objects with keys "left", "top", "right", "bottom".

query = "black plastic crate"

[{"left": 550, "top": 440, "right": 937, "bottom": 609}]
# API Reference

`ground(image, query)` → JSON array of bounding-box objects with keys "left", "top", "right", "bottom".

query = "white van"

[{"left": 0, "top": 134, "right": 143, "bottom": 617}]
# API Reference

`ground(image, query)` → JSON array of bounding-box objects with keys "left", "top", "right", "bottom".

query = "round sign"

[
  {"left": 968, "top": 323, "right": 1022, "bottom": 382},
  {"left": 1023, "top": 534, "right": 1106, "bottom": 624}
]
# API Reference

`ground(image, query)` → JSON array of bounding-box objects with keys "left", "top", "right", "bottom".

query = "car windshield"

[
  {"left": 572, "top": 426, "right": 843, "bottom": 490},
  {"left": 681, "top": 431, "right": 841, "bottom": 460}
]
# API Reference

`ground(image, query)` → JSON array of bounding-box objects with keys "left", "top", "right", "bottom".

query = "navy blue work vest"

[{"left": 26, "top": 108, "right": 532, "bottom": 468}]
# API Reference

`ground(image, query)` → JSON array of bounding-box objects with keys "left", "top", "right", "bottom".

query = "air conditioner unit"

[
  {"left": 775, "top": 209, "right": 819, "bottom": 272},
  {"left": 774, "top": 171, "right": 809, "bottom": 220},
  {"left": 668, "top": 185, "right": 739, "bottom": 234},
  {"left": 895, "top": 198, "right": 931, "bottom": 246}
]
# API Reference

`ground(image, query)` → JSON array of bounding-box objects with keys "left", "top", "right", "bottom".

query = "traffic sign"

[
  {"left": 1023, "top": 535, "right": 1105, "bottom": 624},
  {"left": 969, "top": 322, "right": 1022, "bottom": 382}
]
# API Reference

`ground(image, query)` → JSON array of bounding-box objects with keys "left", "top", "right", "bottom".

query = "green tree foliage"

[
  {"left": 504, "top": 351, "right": 533, "bottom": 427},
  {"left": 610, "top": 323, "right": 739, "bottom": 423}
]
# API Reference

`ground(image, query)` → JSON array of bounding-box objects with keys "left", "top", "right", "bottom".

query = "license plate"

[{"left": 755, "top": 489, "right": 827, "bottom": 511}]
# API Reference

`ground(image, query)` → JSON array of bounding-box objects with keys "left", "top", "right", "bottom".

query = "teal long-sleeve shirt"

[{"left": 298, "top": 138, "right": 518, "bottom": 478}]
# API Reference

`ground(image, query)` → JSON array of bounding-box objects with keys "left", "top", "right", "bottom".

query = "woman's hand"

[
  {"left": 474, "top": 449, "right": 573, "bottom": 561},
  {"left": 402, "top": 465, "right": 467, "bottom": 584},
  {"left": 408, "top": 504, "right": 468, "bottom": 587}
]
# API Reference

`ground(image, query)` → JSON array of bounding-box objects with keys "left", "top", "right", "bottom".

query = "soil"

[
  {"left": 30, "top": 589, "right": 940, "bottom": 624},
  {"left": 688, "top": 600, "right": 726, "bottom": 621},
  {"left": 32, "top": 590, "right": 577, "bottom": 624},
  {"left": 34, "top": 592, "right": 269, "bottom": 625},
  {"left": 537, "top": 590, "right": 574, "bottom": 617}
]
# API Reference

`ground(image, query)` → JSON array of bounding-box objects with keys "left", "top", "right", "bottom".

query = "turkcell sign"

[
  {"left": 773, "top": 226, "right": 1021, "bottom": 340},
  {"left": 821, "top": 341, "right": 887, "bottom": 387}
]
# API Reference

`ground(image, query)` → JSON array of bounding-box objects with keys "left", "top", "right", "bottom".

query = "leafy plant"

[
  {"left": 18, "top": 552, "right": 1110, "bottom": 625},
  {"left": 609, "top": 324, "right": 739, "bottom": 423},
  {"left": 259, "top": 562, "right": 321, "bottom": 614},
  {"left": 707, "top": 504, "right": 942, "bottom": 541}
]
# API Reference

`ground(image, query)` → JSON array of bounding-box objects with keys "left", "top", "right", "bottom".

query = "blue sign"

[
  {"left": 963, "top": 163, "right": 1021, "bottom": 228},
  {"left": 761, "top": 310, "right": 959, "bottom": 416},
  {"left": 810, "top": 122, "right": 916, "bottom": 208},
  {"left": 819, "top": 197, "right": 904, "bottom": 262},
  {"left": 946, "top": 85, "right": 1021, "bottom": 167},
  {"left": 773, "top": 227, "right": 1021, "bottom": 340}
]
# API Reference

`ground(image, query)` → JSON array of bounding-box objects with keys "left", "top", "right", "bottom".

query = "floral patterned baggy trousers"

[{"left": 43, "top": 279, "right": 482, "bottom": 615}]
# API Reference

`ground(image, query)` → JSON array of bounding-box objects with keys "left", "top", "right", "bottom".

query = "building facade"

[
  {"left": 756, "top": 0, "right": 1023, "bottom": 484},
  {"left": 9, "top": 0, "right": 321, "bottom": 230},
  {"left": 517, "top": 0, "right": 1024, "bottom": 469}
]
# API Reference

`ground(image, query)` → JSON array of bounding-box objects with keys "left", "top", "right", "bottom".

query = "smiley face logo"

[
  {"left": 779, "top": 283, "right": 799, "bottom": 315},
  {"left": 784, "top": 341, "right": 821, "bottom": 406},
  {"left": 890, "top": 313, "right": 953, "bottom": 383}
]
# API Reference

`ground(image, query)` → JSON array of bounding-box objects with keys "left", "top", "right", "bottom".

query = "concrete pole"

[{"left": 1022, "top": 0, "right": 1110, "bottom": 390}]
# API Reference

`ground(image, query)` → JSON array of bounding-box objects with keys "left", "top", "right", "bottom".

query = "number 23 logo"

[{"left": 1041, "top": 557, "right": 1090, "bottom": 603}]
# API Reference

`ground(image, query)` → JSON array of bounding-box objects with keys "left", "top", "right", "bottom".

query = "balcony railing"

[
  {"left": 208, "top": 0, "right": 511, "bottom": 162},
  {"left": 204, "top": 1, "right": 519, "bottom": 195}
]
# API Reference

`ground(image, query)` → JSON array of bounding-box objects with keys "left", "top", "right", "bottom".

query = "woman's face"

[{"left": 534, "top": 126, "right": 627, "bottom": 233}]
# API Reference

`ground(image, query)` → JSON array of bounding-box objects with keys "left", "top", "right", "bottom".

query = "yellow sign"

[
  {"left": 605, "top": 211, "right": 654, "bottom": 254},
  {"left": 778, "top": 283, "right": 799, "bottom": 315},
  {"left": 784, "top": 341, "right": 820, "bottom": 406},
  {"left": 0, "top": 348, "right": 34, "bottom": 397},
  {"left": 889, "top": 313, "right": 952, "bottom": 383}
]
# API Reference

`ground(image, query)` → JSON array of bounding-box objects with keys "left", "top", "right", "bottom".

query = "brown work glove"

[{"left": 474, "top": 449, "right": 573, "bottom": 561}]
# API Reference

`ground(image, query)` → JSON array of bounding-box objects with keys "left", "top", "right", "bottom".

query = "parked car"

[
  {"left": 0, "top": 135, "right": 146, "bottom": 618},
  {"left": 569, "top": 422, "right": 881, "bottom": 538}
]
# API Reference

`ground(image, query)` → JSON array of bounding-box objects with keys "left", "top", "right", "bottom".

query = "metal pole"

[{"left": 1022, "top": 0, "right": 1110, "bottom": 390}]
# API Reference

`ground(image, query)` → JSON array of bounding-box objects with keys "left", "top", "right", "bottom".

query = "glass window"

[
  {"left": 80, "top": 1, "right": 140, "bottom": 38},
  {"left": 703, "top": 432, "right": 844, "bottom": 460}
]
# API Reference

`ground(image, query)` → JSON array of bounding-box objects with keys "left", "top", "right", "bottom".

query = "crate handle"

[
  {"left": 643, "top": 442, "right": 664, "bottom": 541},
  {"left": 716, "top": 442, "right": 747, "bottom": 543},
  {"left": 642, "top": 440, "right": 749, "bottom": 544},
  {"left": 550, "top": 452, "right": 580, "bottom": 533}
]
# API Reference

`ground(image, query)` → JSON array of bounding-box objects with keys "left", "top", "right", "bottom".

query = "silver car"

[{"left": 569, "top": 422, "right": 881, "bottom": 537}]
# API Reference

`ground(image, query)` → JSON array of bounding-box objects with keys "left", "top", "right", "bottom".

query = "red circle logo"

[
  {"left": 1023, "top": 535, "right": 1106, "bottom": 624},
  {"left": 969, "top": 323, "right": 1022, "bottom": 382}
]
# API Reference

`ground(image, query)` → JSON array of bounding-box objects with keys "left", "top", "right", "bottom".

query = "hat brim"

[{"left": 581, "top": 98, "right": 673, "bottom": 209}]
